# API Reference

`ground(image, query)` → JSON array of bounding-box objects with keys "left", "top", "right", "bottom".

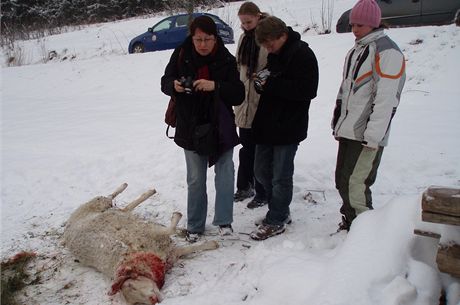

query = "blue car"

[{"left": 128, "top": 13, "right": 234, "bottom": 53}]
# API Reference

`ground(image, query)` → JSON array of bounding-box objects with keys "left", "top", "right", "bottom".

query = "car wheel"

[{"left": 132, "top": 43, "right": 144, "bottom": 53}]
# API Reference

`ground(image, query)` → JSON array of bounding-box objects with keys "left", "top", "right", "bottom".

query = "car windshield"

[{"left": 153, "top": 18, "right": 173, "bottom": 32}]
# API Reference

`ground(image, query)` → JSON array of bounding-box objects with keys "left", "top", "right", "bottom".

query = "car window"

[
  {"left": 175, "top": 15, "right": 190, "bottom": 27},
  {"left": 153, "top": 18, "right": 173, "bottom": 32},
  {"left": 377, "top": 0, "right": 421, "bottom": 24},
  {"left": 206, "top": 14, "right": 223, "bottom": 25},
  {"left": 421, "top": 0, "right": 458, "bottom": 15}
]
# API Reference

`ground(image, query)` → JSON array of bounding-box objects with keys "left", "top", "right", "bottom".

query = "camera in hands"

[
  {"left": 180, "top": 76, "right": 195, "bottom": 94},
  {"left": 254, "top": 69, "right": 270, "bottom": 92}
]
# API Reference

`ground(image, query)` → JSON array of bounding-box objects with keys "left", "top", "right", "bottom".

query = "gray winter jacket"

[
  {"left": 234, "top": 33, "right": 268, "bottom": 129},
  {"left": 332, "top": 29, "right": 406, "bottom": 148}
]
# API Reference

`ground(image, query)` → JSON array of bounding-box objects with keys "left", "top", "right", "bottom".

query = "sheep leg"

[
  {"left": 121, "top": 189, "right": 157, "bottom": 212},
  {"left": 171, "top": 240, "right": 219, "bottom": 261},
  {"left": 151, "top": 212, "right": 182, "bottom": 235},
  {"left": 108, "top": 183, "right": 128, "bottom": 200},
  {"left": 167, "top": 212, "right": 182, "bottom": 235}
]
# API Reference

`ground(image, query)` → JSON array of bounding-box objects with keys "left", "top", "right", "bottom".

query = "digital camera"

[
  {"left": 180, "top": 76, "right": 195, "bottom": 94},
  {"left": 254, "top": 69, "right": 270, "bottom": 92}
]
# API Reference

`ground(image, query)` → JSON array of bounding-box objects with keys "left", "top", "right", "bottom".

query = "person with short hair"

[
  {"left": 249, "top": 16, "right": 319, "bottom": 240},
  {"left": 233, "top": 2, "right": 269, "bottom": 208},
  {"left": 161, "top": 15, "right": 245, "bottom": 242},
  {"left": 332, "top": 0, "right": 406, "bottom": 231}
]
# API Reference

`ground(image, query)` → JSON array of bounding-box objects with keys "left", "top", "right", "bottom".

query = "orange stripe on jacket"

[
  {"left": 375, "top": 53, "right": 405, "bottom": 79},
  {"left": 355, "top": 71, "right": 373, "bottom": 84}
]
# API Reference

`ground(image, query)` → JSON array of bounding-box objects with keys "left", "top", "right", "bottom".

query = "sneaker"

[
  {"left": 247, "top": 197, "right": 268, "bottom": 209},
  {"left": 234, "top": 187, "right": 255, "bottom": 202},
  {"left": 218, "top": 224, "right": 234, "bottom": 236},
  {"left": 337, "top": 216, "right": 351, "bottom": 232},
  {"left": 250, "top": 223, "right": 286, "bottom": 241},
  {"left": 185, "top": 231, "right": 202, "bottom": 243},
  {"left": 254, "top": 214, "right": 292, "bottom": 226}
]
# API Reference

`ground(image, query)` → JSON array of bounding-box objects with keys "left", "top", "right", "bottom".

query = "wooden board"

[
  {"left": 422, "top": 187, "right": 460, "bottom": 217},
  {"left": 422, "top": 211, "right": 460, "bottom": 226},
  {"left": 413, "top": 229, "right": 441, "bottom": 239},
  {"left": 437, "top": 244, "right": 460, "bottom": 278}
]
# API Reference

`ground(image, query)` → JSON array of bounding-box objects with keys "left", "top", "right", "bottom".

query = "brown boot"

[{"left": 250, "top": 223, "right": 286, "bottom": 240}]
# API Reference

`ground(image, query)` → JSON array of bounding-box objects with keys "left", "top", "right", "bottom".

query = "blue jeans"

[
  {"left": 254, "top": 144, "right": 298, "bottom": 225},
  {"left": 184, "top": 148, "right": 234, "bottom": 233}
]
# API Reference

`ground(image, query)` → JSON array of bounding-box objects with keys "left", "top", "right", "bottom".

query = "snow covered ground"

[{"left": 2, "top": 0, "right": 460, "bottom": 304}]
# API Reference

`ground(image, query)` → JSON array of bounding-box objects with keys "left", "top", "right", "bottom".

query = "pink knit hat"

[{"left": 349, "top": 0, "right": 381, "bottom": 28}]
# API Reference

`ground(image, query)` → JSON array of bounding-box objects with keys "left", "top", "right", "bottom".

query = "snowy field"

[{"left": 2, "top": 0, "right": 460, "bottom": 304}]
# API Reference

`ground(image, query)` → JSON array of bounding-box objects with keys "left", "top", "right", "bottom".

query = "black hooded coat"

[{"left": 252, "top": 27, "right": 319, "bottom": 145}]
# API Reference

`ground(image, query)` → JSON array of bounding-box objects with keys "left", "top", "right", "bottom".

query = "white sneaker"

[
  {"left": 218, "top": 225, "right": 234, "bottom": 236},
  {"left": 185, "top": 231, "right": 202, "bottom": 243}
]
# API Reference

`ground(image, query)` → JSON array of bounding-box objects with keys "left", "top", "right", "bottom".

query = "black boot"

[
  {"left": 337, "top": 216, "right": 352, "bottom": 232},
  {"left": 234, "top": 187, "right": 255, "bottom": 202}
]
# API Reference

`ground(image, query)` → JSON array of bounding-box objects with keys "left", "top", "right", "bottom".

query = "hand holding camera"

[
  {"left": 179, "top": 76, "right": 195, "bottom": 94},
  {"left": 193, "top": 79, "right": 215, "bottom": 92},
  {"left": 254, "top": 69, "right": 271, "bottom": 93},
  {"left": 174, "top": 77, "right": 215, "bottom": 94}
]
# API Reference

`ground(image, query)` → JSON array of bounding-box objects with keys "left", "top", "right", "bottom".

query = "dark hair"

[
  {"left": 255, "top": 16, "right": 288, "bottom": 45},
  {"left": 238, "top": 2, "right": 261, "bottom": 16},
  {"left": 189, "top": 15, "right": 218, "bottom": 37}
]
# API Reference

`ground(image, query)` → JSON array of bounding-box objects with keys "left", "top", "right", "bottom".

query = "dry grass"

[{"left": 1, "top": 252, "right": 39, "bottom": 305}]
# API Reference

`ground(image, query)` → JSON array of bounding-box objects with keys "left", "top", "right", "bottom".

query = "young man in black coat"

[{"left": 249, "top": 16, "right": 319, "bottom": 240}]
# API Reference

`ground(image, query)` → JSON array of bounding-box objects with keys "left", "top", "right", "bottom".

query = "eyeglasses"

[{"left": 192, "top": 37, "right": 216, "bottom": 44}]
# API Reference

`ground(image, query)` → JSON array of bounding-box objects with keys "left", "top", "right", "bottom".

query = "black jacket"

[
  {"left": 252, "top": 27, "right": 319, "bottom": 145},
  {"left": 161, "top": 36, "right": 245, "bottom": 159}
]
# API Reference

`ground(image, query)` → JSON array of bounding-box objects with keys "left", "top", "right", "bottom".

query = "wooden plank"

[
  {"left": 413, "top": 229, "right": 441, "bottom": 239},
  {"left": 422, "top": 211, "right": 460, "bottom": 226},
  {"left": 422, "top": 187, "right": 460, "bottom": 217},
  {"left": 436, "top": 244, "right": 460, "bottom": 278}
]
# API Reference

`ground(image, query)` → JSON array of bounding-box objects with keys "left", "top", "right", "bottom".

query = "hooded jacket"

[
  {"left": 161, "top": 36, "right": 245, "bottom": 164},
  {"left": 234, "top": 32, "right": 269, "bottom": 129},
  {"left": 332, "top": 29, "right": 406, "bottom": 148},
  {"left": 252, "top": 27, "right": 319, "bottom": 145}
]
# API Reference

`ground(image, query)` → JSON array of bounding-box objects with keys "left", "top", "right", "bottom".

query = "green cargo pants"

[{"left": 335, "top": 138, "right": 384, "bottom": 223}]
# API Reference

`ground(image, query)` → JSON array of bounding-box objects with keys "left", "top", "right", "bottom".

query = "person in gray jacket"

[
  {"left": 332, "top": 0, "right": 406, "bottom": 231},
  {"left": 233, "top": 2, "right": 269, "bottom": 208}
]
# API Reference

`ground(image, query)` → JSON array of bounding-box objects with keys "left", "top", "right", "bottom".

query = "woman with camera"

[
  {"left": 161, "top": 16, "right": 244, "bottom": 242},
  {"left": 233, "top": 2, "right": 269, "bottom": 209}
]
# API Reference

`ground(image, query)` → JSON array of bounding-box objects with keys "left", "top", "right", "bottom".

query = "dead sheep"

[{"left": 63, "top": 183, "right": 218, "bottom": 304}]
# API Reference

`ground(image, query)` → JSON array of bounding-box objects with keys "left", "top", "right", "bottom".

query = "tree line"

[{"left": 0, "top": 0, "right": 220, "bottom": 44}]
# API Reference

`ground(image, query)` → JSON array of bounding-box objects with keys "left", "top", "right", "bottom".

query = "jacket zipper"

[
  {"left": 335, "top": 45, "right": 366, "bottom": 133},
  {"left": 335, "top": 31, "right": 382, "bottom": 138}
]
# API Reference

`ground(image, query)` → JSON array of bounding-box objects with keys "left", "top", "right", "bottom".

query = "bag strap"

[
  {"left": 166, "top": 125, "right": 174, "bottom": 139},
  {"left": 212, "top": 83, "right": 221, "bottom": 127},
  {"left": 165, "top": 47, "right": 186, "bottom": 139}
]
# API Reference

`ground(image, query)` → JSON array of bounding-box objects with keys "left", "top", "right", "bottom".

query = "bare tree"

[{"left": 320, "top": 0, "right": 334, "bottom": 34}]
